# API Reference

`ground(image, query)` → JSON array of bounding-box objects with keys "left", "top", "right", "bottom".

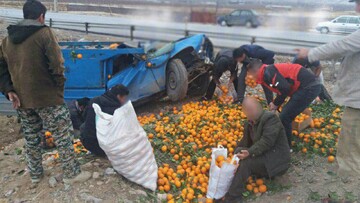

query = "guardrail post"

[
  {"left": 251, "top": 37, "right": 256, "bottom": 44},
  {"left": 185, "top": 30, "right": 189, "bottom": 37},
  {"left": 130, "top": 25, "right": 135, "bottom": 41},
  {"left": 85, "top": 23, "right": 89, "bottom": 34},
  {"left": 49, "top": 18, "right": 53, "bottom": 27}
]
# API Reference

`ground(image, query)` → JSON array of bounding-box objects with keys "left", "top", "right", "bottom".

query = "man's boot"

[
  {"left": 223, "top": 193, "right": 243, "bottom": 203},
  {"left": 63, "top": 171, "right": 91, "bottom": 185}
]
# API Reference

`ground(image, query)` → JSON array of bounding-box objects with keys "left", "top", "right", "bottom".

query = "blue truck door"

[
  {"left": 61, "top": 49, "right": 108, "bottom": 100},
  {"left": 63, "top": 51, "right": 105, "bottom": 89}
]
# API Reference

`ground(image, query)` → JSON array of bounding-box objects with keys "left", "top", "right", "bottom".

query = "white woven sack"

[{"left": 93, "top": 101, "right": 158, "bottom": 191}]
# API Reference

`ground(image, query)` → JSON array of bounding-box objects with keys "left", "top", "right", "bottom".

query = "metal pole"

[
  {"left": 54, "top": 0, "right": 58, "bottom": 12},
  {"left": 215, "top": 0, "right": 219, "bottom": 16},
  {"left": 130, "top": 26, "right": 135, "bottom": 41},
  {"left": 85, "top": 23, "right": 89, "bottom": 34}
]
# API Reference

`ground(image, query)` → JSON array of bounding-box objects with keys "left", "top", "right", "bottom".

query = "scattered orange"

[
  {"left": 259, "top": 185, "right": 267, "bottom": 193},
  {"left": 255, "top": 178, "right": 264, "bottom": 186},
  {"left": 328, "top": 155, "right": 335, "bottom": 163}
]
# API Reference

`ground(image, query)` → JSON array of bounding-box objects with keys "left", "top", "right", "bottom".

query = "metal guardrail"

[{"left": 0, "top": 15, "right": 327, "bottom": 55}]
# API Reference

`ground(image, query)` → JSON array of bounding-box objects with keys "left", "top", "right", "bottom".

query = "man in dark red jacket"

[{"left": 247, "top": 59, "right": 321, "bottom": 147}]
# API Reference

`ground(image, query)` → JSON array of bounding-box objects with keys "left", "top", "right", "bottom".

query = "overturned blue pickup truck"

[{"left": 0, "top": 34, "right": 213, "bottom": 115}]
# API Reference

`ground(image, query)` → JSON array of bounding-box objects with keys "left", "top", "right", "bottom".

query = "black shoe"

[
  {"left": 223, "top": 194, "right": 243, "bottom": 203},
  {"left": 214, "top": 198, "right": 224, "bottom": 203},
  {"left": 232, "top": 99, "right": 241, "bottom": 105},
  {"left": 200, "top": 96, "right": 209, "bottom": 101}
]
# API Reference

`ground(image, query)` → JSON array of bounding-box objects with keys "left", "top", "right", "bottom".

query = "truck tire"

[
  {"left": 188, "top": 72, "right": 210, "bottom": 96},
  {"left": 166, "top": 59, "right": 188, "bottom": 101}
]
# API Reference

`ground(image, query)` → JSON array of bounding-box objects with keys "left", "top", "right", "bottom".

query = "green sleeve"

[
  {"left": 234, "top": 121, "right": 250, "bottom": 154},
  {"left": 248, "top": 114, "right": 281, "bottom": 157}
]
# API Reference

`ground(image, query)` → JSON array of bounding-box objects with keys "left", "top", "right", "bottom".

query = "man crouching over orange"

[{"left": 221, "top": 97, "right": 290, "bottom": 203}]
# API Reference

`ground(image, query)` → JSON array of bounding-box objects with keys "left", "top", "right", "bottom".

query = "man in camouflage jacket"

[{"left": 0, "top": 0, "right": 90, "bottom": 184}]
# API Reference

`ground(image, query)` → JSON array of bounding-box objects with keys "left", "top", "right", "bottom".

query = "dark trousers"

[
  {"left": 280, "top": 85, "right": 321, "bottom": 146},
  {"left": 228, "top": 156, "right": 268, "bottom": 198},
  {"left": 204, "top": 77, "right": 239, "bottom": 100}
]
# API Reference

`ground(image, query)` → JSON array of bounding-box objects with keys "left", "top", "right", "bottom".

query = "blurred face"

[
  {"left": 242, "top": 98, "right": 262, "bottom": 121},
  {"left": 247, "top": 67, "right": 259, "bottom": 80},
  {"left": 75, "top": 101, "right": 86, "bottom": 112},
  {"left": 235, "top": 54, "right": 246, "bottom": 63},
  {"left": 117, "top": 95, "right": 128, "bottom": 105},
  {"left": 356, "top": 2, "right": 360, "bottom": 13}
]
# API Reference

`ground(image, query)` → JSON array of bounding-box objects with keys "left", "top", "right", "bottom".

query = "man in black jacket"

[
  {"left": 233, "top": 45, "right": 275, "bottom": 104},
  {"left": 66, "top": 97, "right": 90, "bottom": 131},
  {"left": 80, "top": 85, "right": 129, "bottom": 156},
  {"left": 292, "top": 56, "right": 332, "bottom": 102},
  {"left": 203, "top": 49, "right": 238, "bottom": 100}
]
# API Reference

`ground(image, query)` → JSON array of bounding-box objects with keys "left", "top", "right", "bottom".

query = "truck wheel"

[
  {"left": 188, "top": 72, "right": 210, "bottom": 96},
  {"left": 166, "top": 59, "right": 188, "bottom": 101}
]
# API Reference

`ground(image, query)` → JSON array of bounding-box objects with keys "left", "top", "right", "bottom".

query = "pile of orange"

[
  {"left": 138, "top": 91, "right": 341, "bottom": 202},
  {"left": 291, "top": 104, "right": 343, "bottom": 161},
  {"left": 294, "top": 113, "right": 310, "bottom": 123},
  {"left": 138, "top": 98, "right": 271, "bottom": 202},
  {"left": 44, "top": 131, "right": 55, "bottom": 148},
  {"left": 218, "top": 86, "right": 233, "bottom": 104},
  {"left": 215, "top": 155, "right": 226, "bottom": 168},
  {"left": 215, "top": 155, "right": 237, "bottom": 168},
  {"left": 73, "top": 140, "right": 88, "bottom": 154},
  {"left": 43, "top": 131, "right": 87, "bottom": 154},
  {"left": 246, "top": 177, "right": 267, "bottom": 194},
  {"left": 245, "top": 74, "right": 257, "bottom": 88},
  {"left": 138, "top": 114, "right": 157, "bottom": 126}
]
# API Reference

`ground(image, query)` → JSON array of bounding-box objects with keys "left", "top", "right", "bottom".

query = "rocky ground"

[{"left": 1, "top": 21, "right": 357, "bottom": 203}]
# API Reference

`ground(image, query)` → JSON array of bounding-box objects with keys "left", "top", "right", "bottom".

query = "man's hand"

[
  {"left": 236, "top": 150, "right": 250, "bottom": 160},
  {"left": 8, "top": 92, "right": 20, "bottom": 109},
  {"left": 234, "top": 147, "right": 247, "bottom": 154},
  {"left": 295, "top": 48, "right": 309, "bottom": 59},
  {"left": 269, "top": 102, "right": 278, "bottom": 111}
]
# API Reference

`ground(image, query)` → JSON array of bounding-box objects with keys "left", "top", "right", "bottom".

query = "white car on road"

[{"left": 316, "top": 15, "right": 360, "bottom": 34}]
